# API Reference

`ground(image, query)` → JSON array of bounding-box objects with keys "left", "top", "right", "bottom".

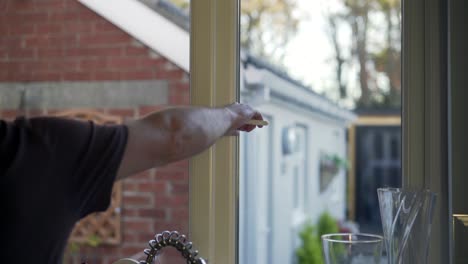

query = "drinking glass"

[
  {"left": 377, "top": 188, "right": 436, "bottom": 264},
  {"left": 321, "top": 233, "right": 383, "bottom": 264}
]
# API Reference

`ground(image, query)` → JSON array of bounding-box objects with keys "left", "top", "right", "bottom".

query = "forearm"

[
  {"left": 117, "top": 106, "right": 233, "bottom": 178},
  {"left": 144, "top": 106, "right": 233, "bottom": 162}
]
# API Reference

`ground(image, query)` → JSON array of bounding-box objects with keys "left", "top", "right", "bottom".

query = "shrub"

[
  {"left": 317, "top": 212, "right": 339, "bottom": 241},
  {"left": 296, "top": 221, "right": 323, "bottom": 264},
  {"left": 296, "top": 212, "right": 340, "bottom": 264}
]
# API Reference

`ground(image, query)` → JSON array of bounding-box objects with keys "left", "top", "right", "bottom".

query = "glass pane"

[
  {"left": 239, "top": 0, "right": 401, "bottom": 263},
  {"left": 1, "top": 0, "right": 190, "bottom": 263}
]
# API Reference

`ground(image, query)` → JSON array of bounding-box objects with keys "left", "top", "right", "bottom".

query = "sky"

[{"left": 282, "top": 0, "right": 351, "bottom": 97}]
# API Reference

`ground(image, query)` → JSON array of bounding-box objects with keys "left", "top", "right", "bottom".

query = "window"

[
  {"left": 190, "top": 0, "right": 448, "bottom": 263},
  {"left": 239, "top": 0, "right": 401, "bottom": 262}
]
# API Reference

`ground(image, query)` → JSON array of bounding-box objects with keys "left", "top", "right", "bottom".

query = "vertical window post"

[{"left": 190, "top": 0, "right": 240, "bottom": 263}]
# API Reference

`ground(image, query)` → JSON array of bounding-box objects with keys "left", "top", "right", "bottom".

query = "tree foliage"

[
  {"left": 241, "top": 0, "right": 300, "bottom": 67},
  {"left": 326, "top": 0, "right": 401, "bottom": 108},
  {"left": 167, "top": 0, "right": 401, "bottom": 108}
]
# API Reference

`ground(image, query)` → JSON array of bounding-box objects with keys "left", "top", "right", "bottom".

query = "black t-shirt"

[{"left": 0, "top": 117, "right": 128, "bottom": 263}]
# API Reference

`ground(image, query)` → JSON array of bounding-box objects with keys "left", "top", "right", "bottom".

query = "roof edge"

[{"left": 78, "top": 0, "right": 189, "bottom": 71}]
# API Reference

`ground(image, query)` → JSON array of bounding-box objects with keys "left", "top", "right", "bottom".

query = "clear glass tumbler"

[{"left": 321, "top": 233, "right": 383, "bottom": 264}]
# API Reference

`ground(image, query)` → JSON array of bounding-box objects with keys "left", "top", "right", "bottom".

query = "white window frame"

[{"left": 190, "top": 0, "right": 450, "bottom": 263}]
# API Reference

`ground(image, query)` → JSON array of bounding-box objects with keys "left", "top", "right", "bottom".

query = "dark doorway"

[{"left": 355, "top": 125, "right": 401, "bottom": 234}]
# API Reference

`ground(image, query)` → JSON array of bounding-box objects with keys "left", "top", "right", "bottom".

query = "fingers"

[
  {"left": 251, "top": 111, "right": 264, "bottom": 128},
  {"left": 225, "top": 102, "right": 265, "bottom": 134},
  {"left": 238, "top": 124, "right": 256, "bottom": 132}
]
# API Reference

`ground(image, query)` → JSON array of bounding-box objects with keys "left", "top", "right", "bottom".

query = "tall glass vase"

[{"left": 377, "top": 188, "right": 436, "bottom": 264}]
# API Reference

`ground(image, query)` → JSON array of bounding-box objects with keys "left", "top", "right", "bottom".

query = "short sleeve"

[{"left": 27, "top": 117, "right": 128, "bottom": 218}]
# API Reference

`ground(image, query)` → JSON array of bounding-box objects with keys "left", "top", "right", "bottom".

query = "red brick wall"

[
  {"left": 1, "top": 0, "right": 190, "bottom": 263},
  {"left": 0, "top": 0, "right": 189, "bottom": 105}
]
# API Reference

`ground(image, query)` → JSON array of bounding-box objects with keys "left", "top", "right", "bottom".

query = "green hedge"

[{"left": 296, "top": 212, "right": 339, "bottom": 264}]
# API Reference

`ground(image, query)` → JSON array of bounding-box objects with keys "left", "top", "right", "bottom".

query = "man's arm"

[{"left": 116, "top": 103, "right": 263, "bottom": 179}]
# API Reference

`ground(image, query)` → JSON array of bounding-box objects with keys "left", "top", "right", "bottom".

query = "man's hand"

[{"left": 224, "top": 102, "right": 265, "bottom": 136}]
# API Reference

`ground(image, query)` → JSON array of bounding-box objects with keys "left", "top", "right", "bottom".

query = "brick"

[
  {"left": 9, "top": 48, "right": 35, "bottom": 59},
  {"left": 139, "top": 57, "right": 166, "bottom": 68},
  {"left": 138, "top": 208, "right": 166, "bottom": 219},
  {"left": 24, "top": 35, "right": 77, "bottom": 49},
  {"left": 31, "top": 71, "right": 61, "bottom": 81},
  {"left": 48, "top": 60, "right": 78, "bottom": 71},
  {"left": 122, "top": 208, "right": 138, "bottom": 217},
  {"left": 120, "top": 246, "right": 143, "bottom": 257},
  {"left": 0, "top": 48, "right": 7, "bottom": 61},
  {"left": 155, "top": 170, "right": 185, "bottom": 181},
  {"left": 94, "top": 246, "right": 120, "bottom": 256},
  {"left": 19, "top": 60, "right": 48, "bottom": 70},
  {"left": 137, "top": 182, "right": 166, "bottom": 193},
  {"left": 156, "top": 170, "right": 188, "bottom": 181},
  {"left": 7, "top": 13, "right": 45, "bottom": 24},
  {"left": 37, "top": 48, "right": 65, "bottom": 58},
  {"left": 107, "top": 57, "right": 139, "bottom": 69},
  {"left": 3, "top": 71, "right": 32, "bottom": 81},
  {"left": 125, "top": 46, "right": 149, "bottom": 57},
  {"left": 65, "top": 46, "right": 123, "bottom": 57},
  {"left": 36, "top": 23, "right": 63, "bottom": 34},
  {"left": 62, "top": 71, "right": 92, "bottom": 80},
  {"left": 48, "top": 11, "right": 81, "bottom": 21},
  {"left": 125, "top": 219, "right": 153, "bottom": 233},
  {"left": 80, "top": 58, "right": 107, "bottom": 69},
  {"left": 120, "top": 70, "right": 154, "bottom": 80},
  {"left": 153, "top": 221, "right": 187, "bottom": 234},
  {"left": 0, "top": 37, "right": 22, "bottom": 49},
  {"left": 154, "top": 194, "right": 188, "bottom": 207},
  {"left": 0, "top": 61, "right": 20, "bottom": 72},
  {"left": 8, "top": 24, "right": 36, "bottom": 35},
  {"left": 63, "top": 21, "right": 93, "bottom": 33},
  {"left": 8, "top": 1, "right": 35, "bottom": 12},
  {"left": 79, "top": 33, "right": 130, "bottom": 47},
  {"left": 35, "top": 1, "right": 67, "bottom": 11},
  {"left": 130, "top": 170, "right": 152, "bottom": 181},
  {"left": 93, "top": 71, "right": 122, "bottom": 80},
  {"left": 123, "top": 194, "right": 152, "bottom": 207},
  {"left": 122, "top": 231, "right": 138, "bottom": 243},
  {"left": 123, "top": 181, "right": 138, "bottom": 192}
]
